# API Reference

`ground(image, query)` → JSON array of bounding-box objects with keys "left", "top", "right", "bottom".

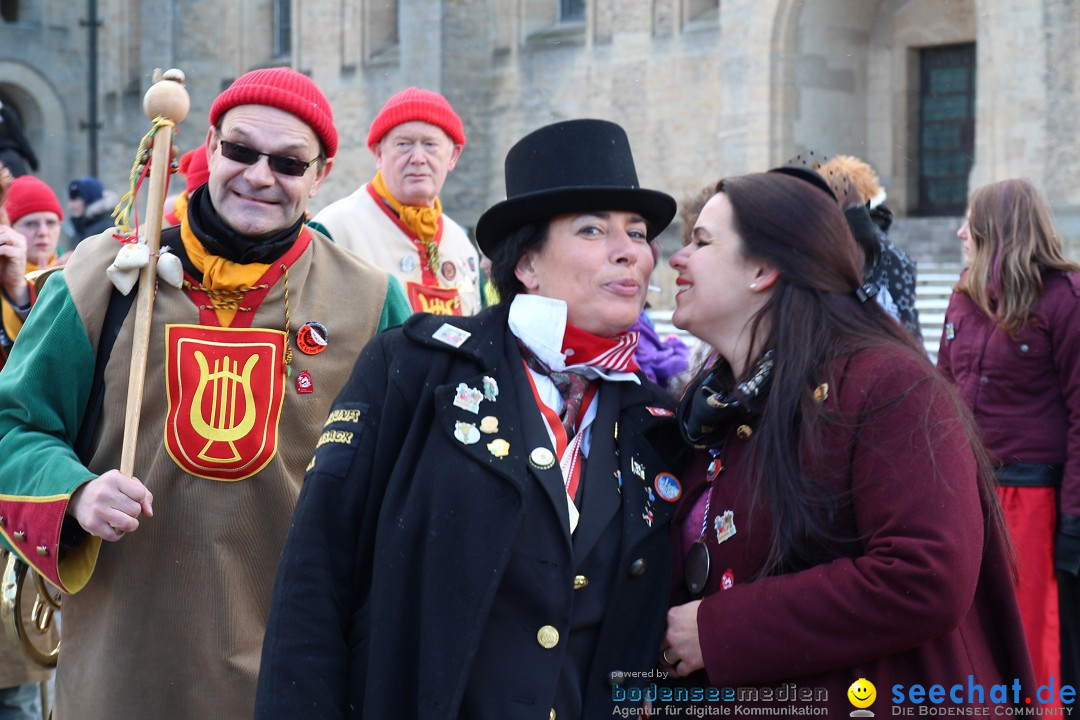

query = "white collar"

[{"left": 508, "top": 294, "right": 640, "bottom": 384}]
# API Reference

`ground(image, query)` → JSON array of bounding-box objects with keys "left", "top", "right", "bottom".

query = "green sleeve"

[
  {"left": 307, "top": 220, "right": 333, "bottom": 242},
  {"left": 0, "top": 275, "right": 97, "bottom": 497},
  {"left": 0, "top": 275, "right": 101, "bottom": 591},
  {"left": 377, "top": 275, "right": 412, "bottom": 332}
]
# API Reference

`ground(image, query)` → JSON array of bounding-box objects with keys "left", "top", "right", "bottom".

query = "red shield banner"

[
  {"left": 164, "top": 324, "right": 286, "bottom": 481},
  {"left": 406, "top": 281, "right": 463, "bottom": 316}
]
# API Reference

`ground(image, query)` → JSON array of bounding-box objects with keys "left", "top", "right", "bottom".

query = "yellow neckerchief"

[
  {"left": 171, "top": 191, "right": 189, "bottom": 224},
  {"left": 180, "top": 215, "right": 269, "bottom": 327},
  {"left": 370, "top": 170, "right": 442, "bottom": 272},
  {"left": 25, "top": 255, "right": 57, "bottom": 275}
]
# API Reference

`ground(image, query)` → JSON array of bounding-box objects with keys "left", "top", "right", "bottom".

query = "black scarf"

[
  {"left": 186, "top": 185, "right": 302, "bottom": 265},
  {"left": 676, "top": 350, "right": 775, "bottom": 449}
]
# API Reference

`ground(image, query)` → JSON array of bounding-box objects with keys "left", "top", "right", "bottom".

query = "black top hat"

[{"left": 474, "top": 119, "right": 676, "bottom": 255}]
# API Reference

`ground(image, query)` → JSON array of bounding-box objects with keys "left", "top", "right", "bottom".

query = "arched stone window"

[{"left": 273, "top": 0, "right": 291, "bottom": 58}]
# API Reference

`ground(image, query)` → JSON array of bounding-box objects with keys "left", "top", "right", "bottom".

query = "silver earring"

[{"left": 749, "top": 282, "right": 758, "bottom": 290}]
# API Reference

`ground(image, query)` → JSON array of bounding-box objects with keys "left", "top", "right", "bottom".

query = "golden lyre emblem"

[
  {"left": 165, "top": 325, "right": 286, "bottom": 481},
  {"left": 190, "top": 351, "right": 260, "bottom": 463}
]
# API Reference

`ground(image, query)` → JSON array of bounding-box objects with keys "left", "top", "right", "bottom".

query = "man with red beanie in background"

[
  {"left": 312, "top": 87, "right": 481, "bottom": 315},
  {"left": 163, "top": 141, "right": 210, "bottom": 227},
  {"left": 0, "top": 67, "right": 409, "bottom": 720},
  {"left": 0, "top": 174, "right": 63, "bottom": 371}
]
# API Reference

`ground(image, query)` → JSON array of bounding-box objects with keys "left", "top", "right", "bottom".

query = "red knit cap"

[
  {"left": 366, "top": 87, "right": 466, "bottom": 150},
  {"left": 5, "top": 176, "right": 63, "bottom": 224},
  {"left": 179, "top": 143, "right": 210, "bottom": 192},
  {"left": 209, "top": 68, "right": 338, "bottom": 158}
]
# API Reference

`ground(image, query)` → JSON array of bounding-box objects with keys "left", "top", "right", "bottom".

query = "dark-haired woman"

[
  {"left": 256, "top": 119, "right": 688, "bottom": 719},
  {"left": 659, "top": 171, "right": 1033, "bottom": 715},
  {"left": 939, "top": 178, "right": 1080, "bottom": 700}
]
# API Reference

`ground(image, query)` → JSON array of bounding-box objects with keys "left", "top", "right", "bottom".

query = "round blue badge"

[{"left": 653, "top": 472, "right": 682, "bottom": 503}]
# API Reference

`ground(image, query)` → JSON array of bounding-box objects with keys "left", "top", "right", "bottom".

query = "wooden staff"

[{"left": 120, "top": 68, "right": 189, "bottom": 476}]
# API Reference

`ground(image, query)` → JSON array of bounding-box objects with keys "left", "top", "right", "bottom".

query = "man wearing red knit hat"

[
  {"left": 0, "top": 67, "right": 409, "bottom": 720},
  {"left": 312, "top": 86, "right": 481, "bottom": 316}
]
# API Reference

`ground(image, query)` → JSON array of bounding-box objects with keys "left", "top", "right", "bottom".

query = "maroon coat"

[
  {"left": 669, "top": 347, "right": 1034, "bottom": 715},
  {"left": 937, "top": 271, "right": 1080, "bottom": 524}
]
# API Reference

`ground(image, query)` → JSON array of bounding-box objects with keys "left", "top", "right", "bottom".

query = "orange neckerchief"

[
  {"left": 180, "top": 215, "right": 269, "bottom": 327},
  {"left": 25, "top": 254, "right": 58, "bottom": 274},
  {"left": 370, "top": 170, "right": 443, "bottom": 274},
  {"left": 171, "top": 191, "right": 190, "bottom": 225},
  {"left": 370, "top": 170, "right": 442, "bottom": 242}
]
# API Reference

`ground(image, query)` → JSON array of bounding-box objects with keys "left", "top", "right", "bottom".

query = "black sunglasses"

[{"left": 219, "top": 140, "right": 319, "bottom": 177}]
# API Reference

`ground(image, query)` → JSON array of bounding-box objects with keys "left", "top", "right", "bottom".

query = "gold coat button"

[
  {"left": 573, "top": 575, "right": 588, "bottom": 590},
  {"left": 736, "top": 424, "right": 753, "bottom": 439},
  {"left": 537, "top": 625, "right": 560, "bottom": 649},
  {"left": 550, "top": 710, "right": 556, "bottom": 720},
  {"left": 35, "top": 546, "right": 48, "bottom": 557}
]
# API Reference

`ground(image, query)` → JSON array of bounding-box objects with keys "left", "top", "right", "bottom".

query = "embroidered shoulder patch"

[{"left": 306, "top": 401, "right": 368, "bottom": 478}]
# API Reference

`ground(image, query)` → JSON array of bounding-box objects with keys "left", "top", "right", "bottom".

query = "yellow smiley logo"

[{"left": 847, "top": 678, "right": 877, "bottom": 709}]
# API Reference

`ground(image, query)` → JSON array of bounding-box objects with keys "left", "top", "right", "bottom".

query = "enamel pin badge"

[
  {"left": 433, "top": 323, "right": 471, "bottom": 348},
  {"left": 714, "top": 510, "right": 736, "bottom": 545},
  {"left": 653, "top": 472, "right": 682, "bottom": 503},
  {"left": 296, "top": 370, "right": 314, "bottom": 394},
  {"left": 453, "top": 383, "right": 483, "bottom": 414},
  {"left": 296, "top": 322, "right": 329, "bottom": 356},
  {"left": 482, "top": 376, "right": 499, "bottom": 402},
  {"left": 487, "top": 438, "right": 510, "bottom": 457},
  {"left": 454, "top": 421, "right": 480, "bottom": 445}
]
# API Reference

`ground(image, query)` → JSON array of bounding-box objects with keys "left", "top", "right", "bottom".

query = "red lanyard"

[{"left": 522, "top": 360, "right": 598, "bottom": 501}]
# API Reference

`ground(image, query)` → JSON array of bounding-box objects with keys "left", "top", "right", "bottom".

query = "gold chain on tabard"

[
  {"left": 184, "top": 280, "right": 270, "bottom": 313},
  {"left": 281, "top": 264, "right": 292, "bottom": 376},
  {"left": 184, "top": 266, "right": 293, "bottom": 377}
]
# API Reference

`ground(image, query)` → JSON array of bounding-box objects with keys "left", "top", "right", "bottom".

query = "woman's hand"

[{"left": 661, "top": 599, "right": 704, "bottom": 677}]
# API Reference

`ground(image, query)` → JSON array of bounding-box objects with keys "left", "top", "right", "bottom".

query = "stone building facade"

[{"left": 0, "top": 0, "right": 1076, "bottom": 286}]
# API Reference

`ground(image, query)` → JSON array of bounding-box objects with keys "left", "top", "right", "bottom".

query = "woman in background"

[{"left": 938, "top": 177, "right": 1080, "bottom": 697}]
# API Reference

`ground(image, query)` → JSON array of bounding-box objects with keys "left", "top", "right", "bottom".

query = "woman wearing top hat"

[{"left": 256, "top": 119, "right": 689, "bottom": 720}]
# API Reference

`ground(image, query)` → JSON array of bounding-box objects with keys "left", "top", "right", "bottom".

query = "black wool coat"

[{"left": 256, "top": 305, "right": 689, "bottom": 720}]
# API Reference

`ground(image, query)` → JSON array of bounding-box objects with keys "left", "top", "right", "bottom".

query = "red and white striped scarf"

[{"left": 559, "top": 321, "right": 640, "bottom": 374}]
